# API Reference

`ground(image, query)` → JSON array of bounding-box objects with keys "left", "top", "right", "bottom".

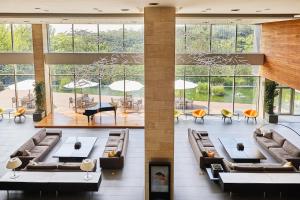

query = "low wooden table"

[
  {"left": 219, "top": 138, "right": 266, "bottom": 163},
  {"left": 53, "top": 137, "right": 97, "bottom": 162},
  {"left": 0, "top": 171, "right": 101, "bottom": 193}
]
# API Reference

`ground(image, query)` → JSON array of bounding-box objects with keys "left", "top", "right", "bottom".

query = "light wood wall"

[
  {"left": 32, "top": 24, "right": 51, "bottom": 114},
  {"left": 261, "top": 19, "right": 300, "bottom": 90},
  {"left": 144, "top": 7, "right": 175, "bottom": 200}
]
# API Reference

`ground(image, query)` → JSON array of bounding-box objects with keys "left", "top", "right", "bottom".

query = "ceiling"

[{"left": 0, "top": 0, "right": 299, "bottom": 24}]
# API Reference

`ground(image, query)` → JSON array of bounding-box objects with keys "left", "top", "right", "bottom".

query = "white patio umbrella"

[
  {"left": 64, "top": 79, "right": 98, "bottom": 89},
  {"left": 175, "top": 80, "right": 197, "bottom": 90},
  {"left": 8, "top": 79, "right": 35, "bottom": 91},
  {"left": 109, "top": 80, "right": 144, "bottom": 92}
]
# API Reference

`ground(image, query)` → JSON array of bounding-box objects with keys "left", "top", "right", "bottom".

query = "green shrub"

[
  {"left": 196, "top": 82, "right": 208, "bottom": 94},
  {"left": 212, "top": 86, "right": 225, "bottom": 96}
]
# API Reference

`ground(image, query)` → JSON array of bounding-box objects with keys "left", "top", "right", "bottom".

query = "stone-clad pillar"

[
  {"left": 144, "top": 7, "right": 175, "bottom": 200},
  {"left": 32, "top": 24, "right": 51, "bottom": 114}
]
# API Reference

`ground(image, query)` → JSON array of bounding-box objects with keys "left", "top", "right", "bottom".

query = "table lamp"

[
  {"left": 80, "top": 159, "right": 94, "bottom": 180},
  {"left": 6, "top": 157, "right": 22, "bottom": 179}
]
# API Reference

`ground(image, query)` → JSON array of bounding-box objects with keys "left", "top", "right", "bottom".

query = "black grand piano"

[{"left": 83, "top": 103, "right": 117, "bottom": 123}]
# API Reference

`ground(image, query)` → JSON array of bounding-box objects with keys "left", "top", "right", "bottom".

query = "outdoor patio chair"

[
  {"left": 192, "top": 109, "right": 207, "bottom": 123},
  {"left": 14, "top": 107, "right": 26, "bottom": 123},
  {"left": 174, "top": 110, "right": 183, "bottom": 122},
  {"left": 221, "top": 109, "right": 233, "bottom": 123},
  {"left": 69, "top": 97, "right": 74, "bottom": 108},
  {"left": 0, "top": 108, "right": 4, "bottom": 120},
  {"left": 133, "top": 99, "right": 143, "bottom": 111},
  {"left": 243, "top": 109, "right": 258, "bottom": 123}
]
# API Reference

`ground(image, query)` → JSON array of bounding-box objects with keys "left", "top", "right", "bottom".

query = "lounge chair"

[
  {"left": 0, "top": 108, "right": 4, "bottom": 120},
  {"left": 221, "top": 109, "right": 233, "bottom": 123},
  {"left": 14, "top": 107, "right": 26, "bottom": 123},
  {"left": 174, "top": 110, "right": 183, "bottom": 122},
  {"left": 192, "top": 109, "right": 207, "bottom": 123},
  {"left": 243, "top": 109, "right": 258, "bottom": 123}
]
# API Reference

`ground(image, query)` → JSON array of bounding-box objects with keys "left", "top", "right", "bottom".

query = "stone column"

[
  {"left": 144, "top": 7, "right": 175, "bottom": 200},
  {"left": 32, "top": 24, "right": 51, "bottom": 114}
]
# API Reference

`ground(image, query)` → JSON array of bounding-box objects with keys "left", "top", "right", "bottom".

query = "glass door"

[{"left": 277, "top": 88, "right": 293, "bottom": 114}]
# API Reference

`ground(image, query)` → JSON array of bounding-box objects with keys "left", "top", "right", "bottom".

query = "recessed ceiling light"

[
  {"left": 206, "top": 8, "right": 211, "bottom": 11},
  {"left": 149, "top": 3, "right": 159, "bottom": 6},
  {"left": 121, "top": 8, "right": 130, "bottom": 12},
  {"left": 62, "top": 18, "right": 68, "bottom": 21},
  {"left": 23, "top": 20, "right": 29, "bottom": 23},
  {"left": 44, "top": 9, "right": 49, "bottom": 12},
  {"left": 264, "top": 8, "right": 271, "bottom": 11},
  {"left": 231, "top": 9, "right": 240, "bottom": 12},
  {"left": 34, "top": 7, "right": 41, "bottom": 10},
  {"left": 201, "top": 10, "right": 207, "bottom": 12},
  {"left": 256, "top": 10, "right": 262, "bottom": 12},
  {"left": 203, "top": 21, "right": 209, "bottom": 24}
]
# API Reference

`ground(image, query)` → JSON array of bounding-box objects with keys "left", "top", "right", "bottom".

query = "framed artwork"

[{"left": 149, "top": 162, "right": 171, "bottom": 200}]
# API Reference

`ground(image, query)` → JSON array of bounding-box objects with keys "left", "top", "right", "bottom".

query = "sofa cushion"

[
  {"left": 39, "top": 136, "right": 59, "bottom": 146},
  {"left": 196, "top": 140, "right": 206, "bottom": 152},
  {"left": 264, "top": 166, "right": 294, "bottom": 172},
  {"left": 262, "top": 130, "right": 273, "bottom": 139},
  {"left": 119, "top": 132, "right": 125, "bottom": 140},
  {"left": 27, "top": 162, "right": 58, "bottom": 170},
  {"left": 234, "top": 165, "right": 264, "bottom": 172},
  {"left": 282, "top": 140, "right": 300, "bottom": 157},
  {"left": 29, "top": 146, "right": 48, "bottom": 157},
  {"left": 256, "top": 137, "right": 281, "bottom": 148},
  {"left": 19, "top": 139, "right": 35, "bottom": 154},
  {"left": 201, "top": 139, "right": 214, "bottom": 147},
  {"left": 269, "top": 147, "right": 294, "bottom": 160},
  {"left": 192, "top": 132, "right": 201, "bottom": 140},
  {"left": 106, "top": 136, "right": 120, "bottom": 147},
  {"left": 58, "top": 162, "right": 81, "bottom": 170},
  {"left": 32, "top": 128, "right": 47, "bottom": 145},
  {"left": 272, "top": 131, "right": 285, "bottom": 146}
]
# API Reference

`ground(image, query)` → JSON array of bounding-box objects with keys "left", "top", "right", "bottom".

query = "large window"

[
  {"left": 176, "top": 24, "right": 260, "bottom": 53},
  {"left": 0, "top": 64, "right": 35, "bottom": 113},
  {"left": 48, "top": 24, "right": 144, "bottom": 53},
  {"left": 274, "top": 86, "right": 300, "bottom": 115},
  {"left": 175, "top": 65, "right": 260, "bottom": 115},
  {"left": 0, "top": 24, "right": 32, "bottom": 52},
  {"left": 50, "top": 64, "right": 144, "bottom": 114}
]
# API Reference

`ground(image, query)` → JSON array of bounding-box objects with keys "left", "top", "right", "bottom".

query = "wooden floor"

[
  {"left": 1, "top": 115, "right": 300, "bottom": 200},
  {"left": 35, "top": 112, "right": 144, "bottom": 128}
]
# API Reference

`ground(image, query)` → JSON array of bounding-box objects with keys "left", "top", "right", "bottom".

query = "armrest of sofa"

[{"left": 46, "top": 129, "right": 62, "bottom": 137}]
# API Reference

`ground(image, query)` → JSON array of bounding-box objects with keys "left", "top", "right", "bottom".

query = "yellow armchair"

[
  {"left": 14, "top": 107, "right": 26, "bottom": 123},
  {"left": 174, "top": 110, "right": 183, "bottom": 122},
  {"left": 192, "top": 109, "right": 207, "bottom": 123},
  {"left": 243, "top": 109, "right": 258, "bottom": 123},
  {"left": 221, "top": 109, "right": 233, "bottom": 123},
  {"left": 0, "top": 108, "right": 4, "bottom": 120}
]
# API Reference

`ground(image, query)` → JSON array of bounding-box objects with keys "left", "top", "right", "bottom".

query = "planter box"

[
  {"left": 33, "top": 111, "right": 46, "bottom": 122},
  {"left": 265, "top": 113, "right": 278, "bottom": 124}
]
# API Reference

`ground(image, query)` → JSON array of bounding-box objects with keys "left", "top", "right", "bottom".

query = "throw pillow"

[
  {"left": 108, "top": 150, "right": 117, "bottom": 157},
  {"left": 23, "top": 150, "right": 31, "bottom": 156},
  {"left": 262, "top": 130, "right": 272, "bottom": 139},
  {"left": 283, "top": 162, "right": 293, "bottom": 168},
  {"left": 29, "top": 160, "right": 38, "bottom": 166},
  {"left": 207, "top": 151, "right": 215, "bottom": 158},
  {"left": 255, "top": 128, "right": 263, "bottom": 136}
]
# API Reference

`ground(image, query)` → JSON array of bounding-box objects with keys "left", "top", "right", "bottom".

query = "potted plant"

[
  {"left": 33, "top": 81, "right": 46, "bottom": 122},
  {"left": 264, "top": 79, "right": 279, "bottom": 123}
]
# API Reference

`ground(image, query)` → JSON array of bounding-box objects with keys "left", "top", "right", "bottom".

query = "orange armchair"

[
  {"left": 243, "top": 109, "right": 258, "bottom": 123},
  {"left": 14, "top": 107, "right": 26, "bottom": 123},
  {"left": 192, "top": 109, "right": 207, "bottom": 123}
]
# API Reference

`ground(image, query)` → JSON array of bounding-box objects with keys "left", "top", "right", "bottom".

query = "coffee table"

[
  {"left": 53, "top": 137, "right": 97, "bottom": 162},
  {"left": 219, "top": 138, "right": 266, "bottom": 163}
]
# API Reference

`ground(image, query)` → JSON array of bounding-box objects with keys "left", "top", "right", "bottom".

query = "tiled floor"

[{"left": 0, "top": 115, "right": 300, "bottom": 199}]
